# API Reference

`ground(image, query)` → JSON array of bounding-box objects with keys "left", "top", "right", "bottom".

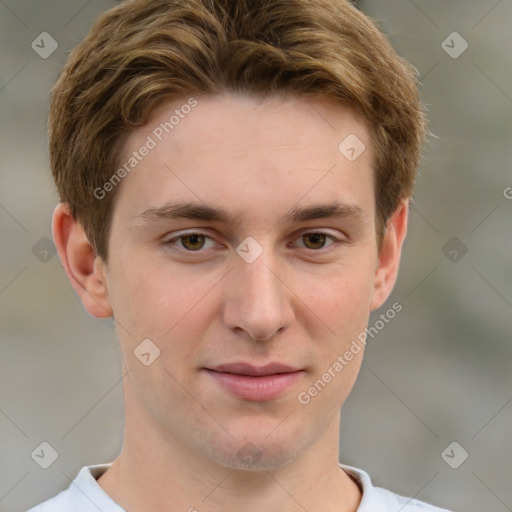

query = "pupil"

[
  {"left": 306, "top": 233, "right": 325, "bottom": 248},
  {"left": 184, "top": 234, "right": 204, "bottom": 250}
]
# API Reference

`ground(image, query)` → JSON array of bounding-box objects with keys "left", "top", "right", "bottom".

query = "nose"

[{"left": 222, "top": 245, "right": 294, "bottom": 342}]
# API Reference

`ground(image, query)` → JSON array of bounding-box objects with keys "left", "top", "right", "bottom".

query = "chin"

[
  {"left": 201, "top": 426, "right": 312, "bottom": 472},
  {"left": 212, "top": 445, "right": 299, "bottom": 472}
]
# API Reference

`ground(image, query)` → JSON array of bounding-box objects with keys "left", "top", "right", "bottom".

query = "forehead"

[
  {"left": 113, "top": 93, "right": 375, "bottom": 226},
  {"left": 138, "top": 93, "right": 370, "bottom": 156}
]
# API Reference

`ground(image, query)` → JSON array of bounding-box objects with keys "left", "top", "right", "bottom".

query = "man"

[{"left": 28, "top": 0, "right": 452, "bottom": 510}]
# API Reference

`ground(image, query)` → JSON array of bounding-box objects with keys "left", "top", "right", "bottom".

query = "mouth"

[{"left": 203, "top": 362, "right": 305, "bottom": 402}]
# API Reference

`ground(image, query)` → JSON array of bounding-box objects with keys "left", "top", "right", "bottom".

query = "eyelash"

[{"left": 163, "top": 231, "right": 344, "bottom": 253}]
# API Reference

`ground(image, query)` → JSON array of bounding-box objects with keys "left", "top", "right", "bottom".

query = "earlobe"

[
  {"left": 370, "top": 200, "right": 409, "bottom": 311},
  {"left": 52, "top": 203, "right": 113, "bottom": 318}
]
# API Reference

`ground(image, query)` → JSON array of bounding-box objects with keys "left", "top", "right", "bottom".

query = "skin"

[{"left": 53, "top": 93, "right": 408, "bottom": 512}]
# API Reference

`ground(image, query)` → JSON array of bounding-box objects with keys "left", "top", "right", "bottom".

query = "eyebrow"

[{"left": 136, "top": 200, "right": 365, "bottom": 226}]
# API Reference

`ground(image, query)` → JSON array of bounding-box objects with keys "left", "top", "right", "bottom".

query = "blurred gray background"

[{"left": 1, "top": 1, "right": 511, "bottom": 511}]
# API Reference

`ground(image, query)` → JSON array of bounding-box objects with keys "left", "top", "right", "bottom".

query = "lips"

[
  {"left": 204, "top": 362, "right": 304, "bottom": 401},
  {"left": 209, "top": 362, "right": 301, "bottom": 376}
]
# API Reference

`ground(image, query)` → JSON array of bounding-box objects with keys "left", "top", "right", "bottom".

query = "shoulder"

[
  {"left": 340, "top": 464, "right": 453, "bottom": 512},
  {"left": 26, "top": 492, "right": 73, "bottom": 512},
  {"left": 26, "top": 463, "right": 123, "bottom": 512},
  {"left": 368, "top": 486, "right": 453, "bottom": 511}
]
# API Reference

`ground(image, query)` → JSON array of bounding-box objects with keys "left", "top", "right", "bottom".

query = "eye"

[
  {"left": 293, "top": 231, "right": 342, "bottom": 250},
  {"left": 163, "top": 230, "right": 343, "bottom": 253},
  {"left": 164, "top": 232, "right": 217, "bottom": 251}
]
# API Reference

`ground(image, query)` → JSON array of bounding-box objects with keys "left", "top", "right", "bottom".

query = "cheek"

[
  {"left": 107, "top": 242, "right": 376, "bottom": 367},
  {"left": 111, "top": 256, "right": 195, "bottom": 322},
  {"left": 108, "top": 259, "right": 220, "bottom": 364},
  {"left": 299, "top": 258, "right": 375, "bottom": 332},
  {"left": 292, "top": 257, "right": 375, "bottom": 399},
  {"left": 294, "top": 266, "right": 371, "bottom": 412}
]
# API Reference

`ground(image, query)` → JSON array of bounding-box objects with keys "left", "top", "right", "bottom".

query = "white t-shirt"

[{"left": 26, "top": 462, "right": 452, "bottom": 511}]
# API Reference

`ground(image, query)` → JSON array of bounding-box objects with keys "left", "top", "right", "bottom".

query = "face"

[{"left": 95, "top": 93, "right": 399, "bottom": 470}]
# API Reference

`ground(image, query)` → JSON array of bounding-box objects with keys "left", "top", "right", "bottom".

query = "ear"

[
  {"left": 52, "top": 203, "right": 113, "bottom": 318},
  {"left": 370, "top": 200, "right": 409, "bottom": 311}
]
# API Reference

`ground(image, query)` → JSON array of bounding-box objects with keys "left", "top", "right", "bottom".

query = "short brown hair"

[{"left": 49, "top": 0, "right": 427, "bottom": 261}]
